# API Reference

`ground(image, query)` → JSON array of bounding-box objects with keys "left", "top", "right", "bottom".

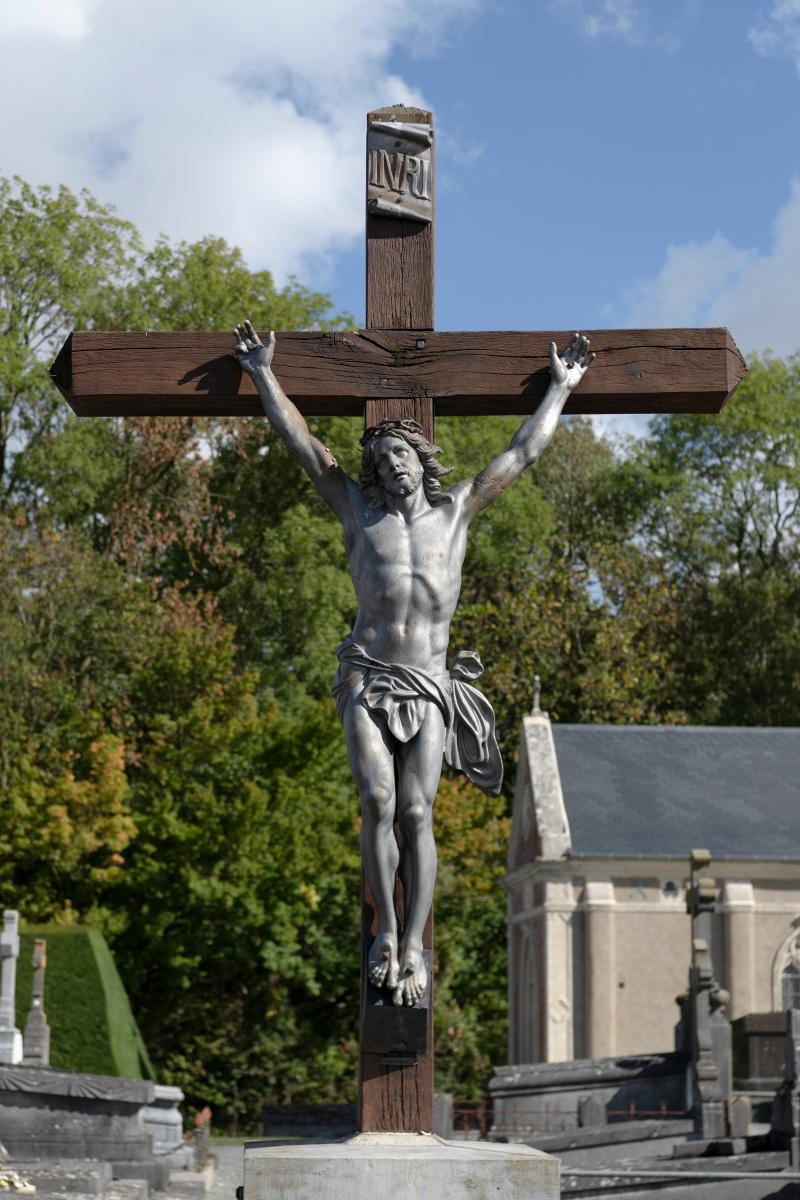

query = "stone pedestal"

[
  {"left": 143, "top": 1083, "right": 193, "bottom": 1168},
  {"left": 244, "top": 1132, "right": 559, "bottom": 1200}
]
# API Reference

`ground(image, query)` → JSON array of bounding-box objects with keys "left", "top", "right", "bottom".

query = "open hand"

[
  {"left": 549, "top": 333, "right": 595, "bottom": 390},
  {"left": 233, "top": 320, "right": 275, "bottom": 377}
]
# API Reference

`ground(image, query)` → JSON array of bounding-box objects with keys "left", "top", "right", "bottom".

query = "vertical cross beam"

[
  {"left": 357, "top": 105, "right": 435, "bottom": 1134},
  {"left": 363, "top": 104, "right": 435, "bottom": 442}
]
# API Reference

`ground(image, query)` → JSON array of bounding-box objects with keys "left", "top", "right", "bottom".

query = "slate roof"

[{"left": 550, "top": 725, "right": 800, "bottom": 860}]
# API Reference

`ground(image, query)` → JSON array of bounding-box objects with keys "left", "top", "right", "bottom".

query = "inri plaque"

[{"left": 367, "top": 120, "right": 432, "bottom": 223}]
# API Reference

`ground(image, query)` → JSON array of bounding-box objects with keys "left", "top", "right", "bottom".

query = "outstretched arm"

[
  {"left": 233, "top": 321, "right": 350, "bottom": 519},
  {"left": 457, "top": 334, "right": 595, "bottom": 519}
]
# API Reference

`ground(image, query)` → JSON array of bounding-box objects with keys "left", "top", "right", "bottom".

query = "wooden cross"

[{"left": 51, "top": 105, "right": 746, "bottom": 1137}]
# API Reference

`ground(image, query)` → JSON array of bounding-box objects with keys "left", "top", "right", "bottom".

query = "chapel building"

[{"left": 505, "top": 701, "right": 800, "bottom": 1065}]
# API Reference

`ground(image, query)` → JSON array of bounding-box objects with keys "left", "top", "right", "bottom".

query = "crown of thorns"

[{"left": 359, "top": 418, "right": 425, "bottom": 446}]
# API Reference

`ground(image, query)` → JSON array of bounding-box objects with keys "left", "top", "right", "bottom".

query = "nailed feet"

[
  {"left": 393, "top": 942, "right": 427, "bottom": 1008},
  {"left": 368, "top": 930, "right": 399, "bottom": 990}
]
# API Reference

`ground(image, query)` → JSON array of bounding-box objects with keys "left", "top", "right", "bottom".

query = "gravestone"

[
  {"left": 685, "top": 855, "right": 731, "bottom": 1139},
  {"left": 433, "top": 1092, "right": 454, "bottom": 1140},
  {"left": 0, "top": 911, "right": 22, "bottom": 1065},
  {"left": 22, "top": 938, "right": 50, "bottom": 1066},
  {"left": 771, "top": 1008, "right": 800, "bottom": 1166},
  {"left": 733, "top": 1012, "right": 787, "bottom": 1090}
]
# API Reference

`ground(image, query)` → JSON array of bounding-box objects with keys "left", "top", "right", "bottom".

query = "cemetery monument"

[{"left": 22, "top": 938, "right": 50, "bottom": 1067}]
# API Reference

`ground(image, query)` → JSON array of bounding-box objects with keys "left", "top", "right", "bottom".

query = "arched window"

[
  {"left": 773, "top": 929, "right": 800, "bottom": 1011},
  {"left": 783, "top": 962, "right": 800, "bottom": 1010}
]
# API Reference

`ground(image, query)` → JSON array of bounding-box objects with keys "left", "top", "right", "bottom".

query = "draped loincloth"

[{"left": 332, "top": 638, "right": 503, "bottom": 795}]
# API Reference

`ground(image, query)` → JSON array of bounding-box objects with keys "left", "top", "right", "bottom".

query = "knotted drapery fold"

[{"left": 333, "top": 639, "right": 503, "bottom": 795}]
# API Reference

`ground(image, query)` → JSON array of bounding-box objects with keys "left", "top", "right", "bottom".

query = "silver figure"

[{"left": 234, "top": 322, "right": 594, "bottom": 1007}]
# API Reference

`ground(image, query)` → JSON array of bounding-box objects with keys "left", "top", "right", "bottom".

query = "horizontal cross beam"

[{"left": 51, "top": 327, "right": 746, "bottom": 418}]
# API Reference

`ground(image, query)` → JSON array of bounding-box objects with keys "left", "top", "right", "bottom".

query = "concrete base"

[{"left": 244, "top": 1132, "right": 559, "bottom": 1199}]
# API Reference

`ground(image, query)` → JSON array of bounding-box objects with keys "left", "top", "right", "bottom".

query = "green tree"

[
  {"left": 118, "top": 235, "right": 350, "bottom": 335},
  {"left": 0, "top": 178, "right": 360, "bottom": 1126},
  {"left": 446, "top": 416, "right": 688, "bottom": 765},
  {"left": 434, "top": 775, "right": 509, "bottom": 1095},
  {"left": 631, "top": 353, "right": 800, "bottom": 723},
  {"left": 0, "top": 178, "right": 140, "bottom": 504}
]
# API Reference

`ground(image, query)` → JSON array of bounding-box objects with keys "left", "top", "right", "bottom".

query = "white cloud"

[
  {"left": 551, "top": 0, "right": 643, "bottom": 44},
  {"left": 0, "top": 0, "right": 480, "bottom": 280},
  {"left": 0, "top": 0, "right": 92, "bottom": 41},
  {"left": 620, "top": 181, "right": 800, "bottom": 359},
  {"left": 591, "top": 179, "right": 800, "bottom": 441},
  {"left": 749, "top": 1, "right": 800, "bottom": 67},
  {"left": 621, "top": 234, "right": 757, "bottom": 329}
]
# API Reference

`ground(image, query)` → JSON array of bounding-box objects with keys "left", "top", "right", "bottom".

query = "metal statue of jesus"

[{"left": 234, "top": 320, "right": 594, "bottom": 1008}]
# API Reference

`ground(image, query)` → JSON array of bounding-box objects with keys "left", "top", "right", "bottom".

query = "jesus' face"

[{"left": 372, "top": 435, "right": 424, "bottom": 498}]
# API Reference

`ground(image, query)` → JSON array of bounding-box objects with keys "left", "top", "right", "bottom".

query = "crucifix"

[{"left": 51, "top": 106, "right": 746, "bottom": 1138}]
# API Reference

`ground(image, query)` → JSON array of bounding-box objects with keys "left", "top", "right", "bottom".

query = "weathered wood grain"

[
  {"left": 52, "top": 327, "right": 747, "bottom": 418},
  {"left": 358, "top": 874, "right": 434, "bottom": 1134},
  {"left": 364, "top": 397, "right": 435, "bottom": 442},
  {"left": 366, "top": 105, "right": 434, "bottom": 331}
]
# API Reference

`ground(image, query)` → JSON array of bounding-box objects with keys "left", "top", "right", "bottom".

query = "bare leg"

[
  {"left": 341, "top": 694, "right": 400, "bottom": 990},
  {"left": 393, "top": 705, "right": 445, "bottom": 1007},
  {"left": 398, "top": 833, "right": 412, "bottom": 929}
]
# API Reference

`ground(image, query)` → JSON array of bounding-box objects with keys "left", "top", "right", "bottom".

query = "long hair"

[{"left": 358, "top": 419, "right": 455, "bottom": 512}]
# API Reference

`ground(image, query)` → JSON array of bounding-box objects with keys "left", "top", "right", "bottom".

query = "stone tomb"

[{"left": 0, "top": 1063, "right": 191, "bottom": 1185}]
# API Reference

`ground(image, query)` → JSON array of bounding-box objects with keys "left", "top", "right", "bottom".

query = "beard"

[{"left": 381, "top": 462, "right": 423, "bottom": 497}]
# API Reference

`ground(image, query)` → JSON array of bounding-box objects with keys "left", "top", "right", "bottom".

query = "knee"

[
  {"left": 399, "top": 788, "right": 432, "bottom": 836},
  {"left": 362, "top": 784, "right": 395, "bottom": 824}
]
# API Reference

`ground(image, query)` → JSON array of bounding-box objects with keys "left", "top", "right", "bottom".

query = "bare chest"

[{"left": 346, "top": 506, "right": 465, "bottom": 594}]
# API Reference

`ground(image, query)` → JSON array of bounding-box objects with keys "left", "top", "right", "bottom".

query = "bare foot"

[
  {"left": 368, "top": 931, "right": 399, "bottom": 990},
  {"left": 392, "top": 943, "right": 427, "bottom": 1007}
]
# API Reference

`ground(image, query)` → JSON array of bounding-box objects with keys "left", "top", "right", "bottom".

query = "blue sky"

[
  {"left": 332, "top": 0, "right": 800, "bottom": 353},
  {"left": 1, "top": 0, "right": 799, "bottom": 385}
]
